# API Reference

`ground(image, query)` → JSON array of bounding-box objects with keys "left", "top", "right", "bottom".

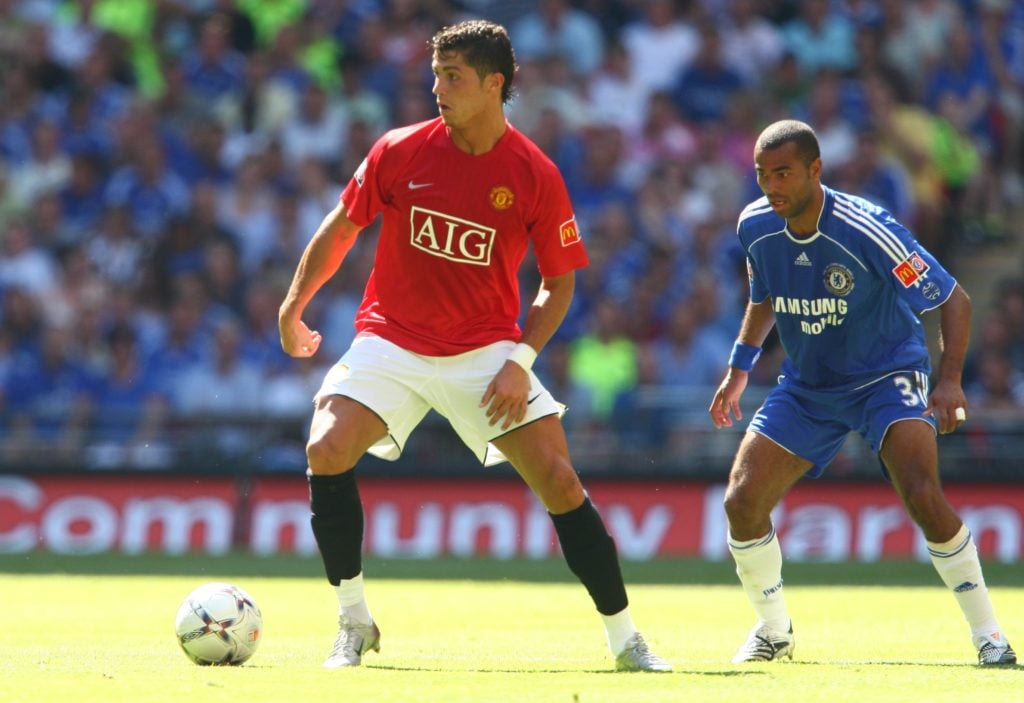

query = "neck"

[
  {"left": 447, "top": 110, "right": 508, "bottom": 155},
  {"left": 788, "top": 185, "right": 825, "bottom": 237}
]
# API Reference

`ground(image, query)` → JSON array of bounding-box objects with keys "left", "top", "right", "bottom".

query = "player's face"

[
  {"left": 431, "top": 52, "right": 501, "bottom": 127},
  {"left": 754, "top": 142, "right": 821, "bottom": 222}
]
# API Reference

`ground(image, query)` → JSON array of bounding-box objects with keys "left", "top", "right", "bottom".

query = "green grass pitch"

[{"left": 2, "top": 555, "right": 1022, "bottom": 703}]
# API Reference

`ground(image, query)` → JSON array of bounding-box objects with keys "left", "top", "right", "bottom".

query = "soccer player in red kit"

[{"left": 278, "top": 20, "right": 669, "bottom": 672}]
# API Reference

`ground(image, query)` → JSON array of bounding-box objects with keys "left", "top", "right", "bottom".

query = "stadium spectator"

[
  {"left": 46, "top": 0, "right": 102, "bottom": 69},
  {"left": 966, "top": 350, "right": 1024, "bottom": 412},
  {"left": 924, "top": 22, "right": 998, "bottom": 146},
  {"left": 1, "top": 286, "right": 45, "bottom": 358},
  {"left": 567, "top": 122, "right": 633, "bottom": 230},
  {"left": 215, "top": 154, "right": 278, "bottom": 274},
  {"left": 977, "top": 0, "right": 1024, "bottom": 201},
  {"left": 86, "top": 205, "right": 144, "bottom": 287},
  {"left": 0, "top": 218, "right": 59, "bottom": 299},
  {"left": 182, "top": 12, "right": 247, "bottom": 101},
  {"left": 148, "top": 292, "right": 209, "bottom": 403},
  {"left": 279, "top": 82, "right": 348, "bottom": 167},
  {"left": 85, "top": 323, "right": 171, "bottom": 469},
  {"left": 584, "top": 40, "right": 648, "bottom": 137},
  {"left": 835, "top": 126, "right": 915, "bottom": 225},
  {"left": 569, "top": 296, "right": 638, "bottom": 423},
  {"left": 511, "top": 0, "right": 605, "bottom": 76},
  {"left": 877, "top": 0, "right": 954, "bottom": 90},
  {"left": 619, "top": 0, "right": 700, "bottom": 100},
  {"left": 57, "top": 153, "right": 106, "bottom": 241},
  {"left": 671, "top": 23, "right": 743, "bottom": 125},
  {"left": 780, "top": 0, "right": 857, "bottom": 76},
  {"left": 3, "top": 322, "right": 95, "bottom": 465},
  {"left": 237, "top": 0, "right": 308, "bottom": 49},
  {"left": 647, "top": 300, "right": 723, "bottom": 389},
  {"left": 175, "top": 315, "right": 263, "bottom": 465},
  {"left": 718, "top": 0, "right": 784, "bottom": 85},
  {"left": 505, "top": 54, "right": 590, "bottom": 136},
  {"left": 7, "top": 120, "right": 71, "bottom": 209},
  {"left": 103, "top": 136, "right": 191, "bottom": 241}
]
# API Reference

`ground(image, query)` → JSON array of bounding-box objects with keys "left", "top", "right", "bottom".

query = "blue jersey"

[{"left": 737, "top": 186, "right": 957, "bottom": 391}]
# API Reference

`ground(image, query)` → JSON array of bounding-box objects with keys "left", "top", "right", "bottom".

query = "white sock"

[
  {"left": 927, "top": 524, "right": 1003, "bottom": 646},
  {"left": 334, "top": 572, "right": 372, "bottom": 625},
  {"left": 728, "top": 526, "right": 790, "bottom": 634},
  {"left": 601, "top": 608, "right": 637, "bottom": 655}
]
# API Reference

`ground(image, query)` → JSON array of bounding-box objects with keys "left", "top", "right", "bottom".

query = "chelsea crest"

[{"left": 824, "top": 263, "right": 854, "bottom": 296}]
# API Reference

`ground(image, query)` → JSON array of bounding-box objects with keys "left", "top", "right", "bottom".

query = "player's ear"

[
  {"left": 809, "top": 157, "right": 822, "bottom": 180},
  {"left": 487, "top": 72, "right": 504, "bottom": 97}
]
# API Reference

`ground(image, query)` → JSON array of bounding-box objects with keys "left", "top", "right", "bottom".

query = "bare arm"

[
  {"left": 734, "top": 298, "right": 777, "bottom": 349},
  {"left": 709, "top": 298, "right": 776, "bottom": 428},
  {"left": 520, "top": 271, "right": 575, "bottom": 353},
  {"left": 279, "top": 202, "right": 364, "bottom": 357},
  {"left": 481, "top": 271, "right": 576, "bottom": 429},
  {"left": 925, "top": 283, "right": 971, "bottom": 434}
]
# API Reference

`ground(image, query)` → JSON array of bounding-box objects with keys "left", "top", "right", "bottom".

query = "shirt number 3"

[{"left": 893, "top": 375, "right": 924, "bottom": 407}]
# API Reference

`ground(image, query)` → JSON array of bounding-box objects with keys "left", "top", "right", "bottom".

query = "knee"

[
  {"left": 306, "top": 432, "right": 358, "bottom": 475},
  {"left": 538, "top": 456, "right": 585, "bottom": 513},
  {"left": 723, "top": 482, "right": 769, "bottom": 534},
  {"left": 899, "top": 477, "right": 948, "bottom": 526}
]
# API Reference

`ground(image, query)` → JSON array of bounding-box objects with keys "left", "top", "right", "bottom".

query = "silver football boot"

[
  {"left": 614, "top": 632, "right": 672, "bottom": 672},
  {"left": 323, "top": 616, "right": 381, "bottom": 668}
]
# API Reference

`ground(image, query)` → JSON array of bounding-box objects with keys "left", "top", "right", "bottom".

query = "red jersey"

[{"left": 340, "top": 117, "right": 588, "bottom": 355}]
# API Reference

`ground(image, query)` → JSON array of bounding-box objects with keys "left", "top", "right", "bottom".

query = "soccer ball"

[{"left": 174, "top": 582, "right": 262, "bottom": 665}]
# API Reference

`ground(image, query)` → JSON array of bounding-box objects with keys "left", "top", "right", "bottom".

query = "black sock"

[
  {"left": 308, "top": 471, "right": 364, "bottom": 585},
  {"left": 550, "top": 497, "right": 628, "bottom": 615}
]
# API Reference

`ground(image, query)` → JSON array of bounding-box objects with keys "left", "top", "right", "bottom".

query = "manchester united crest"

[
  {"left": 489, "top": 185, "right": 514, "bottom": 210},
  {"left": 823, "top": 263, "right": 854, "bottom": 296}
]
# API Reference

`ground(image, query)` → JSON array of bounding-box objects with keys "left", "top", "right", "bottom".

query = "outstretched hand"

[
  {"left": 709, "top": 370, "right": 749, "bottom": 429},
  {"left": 480, "top": 361, "right": 530, "bottom": 430},
  {"left": 280, "top": 316, "right": 322, "bottom": 358}
]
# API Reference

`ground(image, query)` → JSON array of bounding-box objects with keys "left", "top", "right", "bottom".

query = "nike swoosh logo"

[{"left": 408, "top": 181, "right": 433, "bottom": 190}]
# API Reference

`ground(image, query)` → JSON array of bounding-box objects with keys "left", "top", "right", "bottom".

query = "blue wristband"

[{"left": 729, "top": 341, "right": 761, "bottom": 372}]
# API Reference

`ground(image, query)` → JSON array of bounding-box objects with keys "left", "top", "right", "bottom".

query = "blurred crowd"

[{"left": 1, "top": 0, "right": 1022, "bottom": 471}]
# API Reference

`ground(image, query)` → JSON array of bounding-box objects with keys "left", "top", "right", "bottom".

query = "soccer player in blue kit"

[{"left": 709, "top": 120, "right": 1016, "bottom": 666}]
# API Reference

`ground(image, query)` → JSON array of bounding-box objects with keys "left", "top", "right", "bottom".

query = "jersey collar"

[{"left": 783, "top": 185, "right": 832, "bottom": 244}]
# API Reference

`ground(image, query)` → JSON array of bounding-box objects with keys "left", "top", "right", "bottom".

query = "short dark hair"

[
  {"left": 429, "top": 20, "right": 517, "bottom": 104},
  {"left": 756, "top": 120, "right": 821, "bottom": 165}
]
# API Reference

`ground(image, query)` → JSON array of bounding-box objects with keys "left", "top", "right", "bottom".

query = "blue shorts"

[{"left": 748, "top": 370, "right": 938, "bottom": 478}]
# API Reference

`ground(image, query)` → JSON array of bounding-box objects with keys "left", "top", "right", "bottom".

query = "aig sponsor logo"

[{"left": 409, "top": 206, "right": 496, "bottom": 266}]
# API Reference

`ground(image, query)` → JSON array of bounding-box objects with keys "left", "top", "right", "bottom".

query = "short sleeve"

[
  {"left": 528, "top": 161, "right": 589, "bottom": 277},
  {"left": 873, "top": 220, "right": 958, "bottom": 313},
  {"left": 340, "top": 135, "right": 389, "bottom": 227},
  {"left": 748, "top": 255, "right": 770, "bottom": 304}
]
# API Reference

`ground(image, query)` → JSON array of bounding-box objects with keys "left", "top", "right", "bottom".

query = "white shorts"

[{"left": 314, "top": 334, "right": 565, "bottom": 466}]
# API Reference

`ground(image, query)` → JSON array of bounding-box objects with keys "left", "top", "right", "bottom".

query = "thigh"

[
  {"left": 879, "top": 418, "right": 960, "bottom": 540},
  {"left": 859, "top": 370, "right": 937, "bottom": 454},
  {"left": 748, "top": 383, "right": 849, "bottom": 477},
  {"left": 428, "top": 341, "right": 564, "bottom": 466},
  {"left": 315, "top": 335, "right": 432, "bottom": 461},
  {"left": 308, "top": 395, "right": 389, "bottom": 474},
  {"left": 879, "top": 418, "right": 940, "bottom": 488},
  {"left": 727, "top": 431, "right": 813, "bottom": 520},
  {"left": 491, "top": 416, "right": 584, "bottom": 514}
]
